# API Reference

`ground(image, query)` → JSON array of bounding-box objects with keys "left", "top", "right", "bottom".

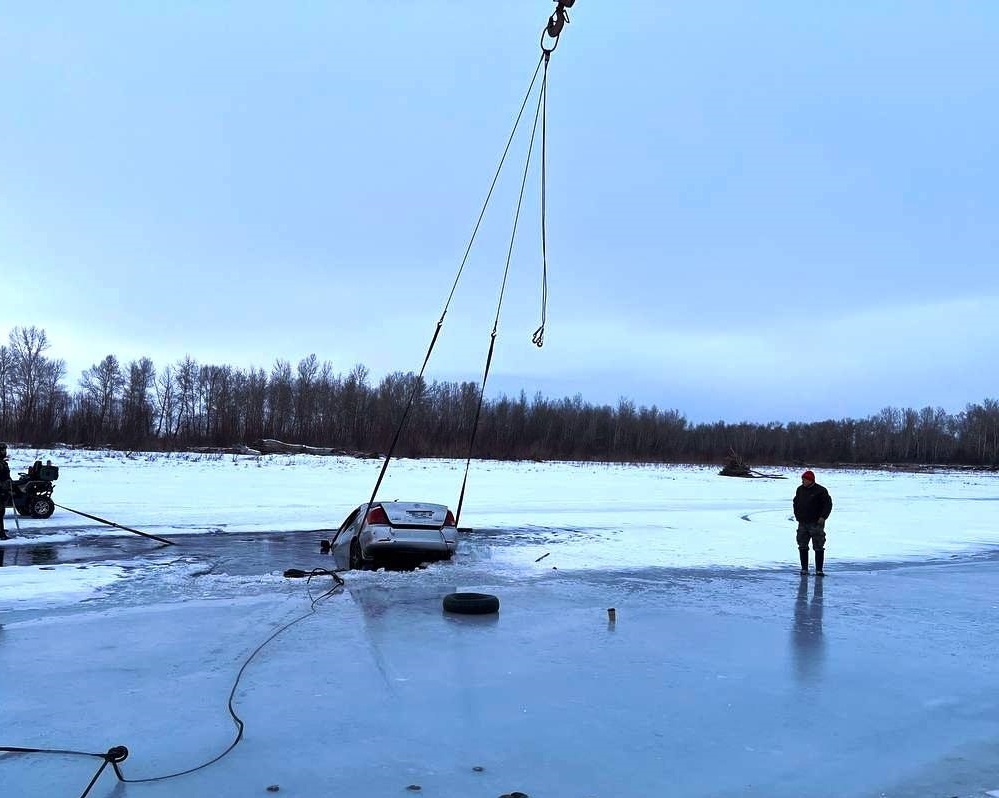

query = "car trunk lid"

[{"left": 380, "top": 502, "right": 449, "bottom": 528}]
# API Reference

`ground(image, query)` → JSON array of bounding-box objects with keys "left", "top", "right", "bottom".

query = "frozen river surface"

[{"left": 2, "top": 450, "right": 999, "bottom": 797}]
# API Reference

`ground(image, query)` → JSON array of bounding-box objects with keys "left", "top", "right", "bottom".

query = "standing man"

[
  {"left": 793, "top": 469, "right": 833, "bottom": 576},
  {"left": 0, "top": 442, "right": 11, "bottom": 540}
]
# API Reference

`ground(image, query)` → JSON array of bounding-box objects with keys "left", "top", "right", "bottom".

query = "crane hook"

[{"left": 542, "top": 0, "right": 575, "bottom": 53}]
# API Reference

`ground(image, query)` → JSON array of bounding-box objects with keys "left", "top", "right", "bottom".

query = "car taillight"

[
  {"left": 366, "top": 505, "right": 390, "bottom": 525},
  {"left": 444, "top": 510, "right": 456, "bottom": 527}
]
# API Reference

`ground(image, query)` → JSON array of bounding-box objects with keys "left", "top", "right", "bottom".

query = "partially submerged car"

[{"left": 329, "top": 501, "right": 458, "bottom": 570}]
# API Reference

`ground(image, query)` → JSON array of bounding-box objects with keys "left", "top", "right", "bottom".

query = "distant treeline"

[{"left": 2, "top": 326, "right": 999, "bottom": 466}]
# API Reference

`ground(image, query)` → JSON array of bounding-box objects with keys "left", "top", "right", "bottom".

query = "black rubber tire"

[
  {"left": 29, "top": 497, "right": 55, "bottom": 519},
  {"left": 442, "top": 592, "right": 500, "bottom": 615},
  {"left": 349, "top": 538, "right": 366, "bottom": 571}
]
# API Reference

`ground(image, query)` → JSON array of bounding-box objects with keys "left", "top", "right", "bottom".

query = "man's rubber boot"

[
  {"left": 798, "top": 547, "right": 809, "bottom": 574},
  {"left": 815, "top": 548, "right": 825, "bottom": 576}
]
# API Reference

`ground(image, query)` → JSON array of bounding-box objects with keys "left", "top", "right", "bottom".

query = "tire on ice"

[{"left": 442, "top": 592, "right": 500, "bottom": 615}]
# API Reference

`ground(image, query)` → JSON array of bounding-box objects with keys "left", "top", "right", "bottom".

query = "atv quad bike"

[{"left": 3, "top": 461, "right": 59, "bottom": 519}]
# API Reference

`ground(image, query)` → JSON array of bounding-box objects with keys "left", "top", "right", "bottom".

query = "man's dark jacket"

[{"left": 793, "top": 483, "right": 833, "bottom": 524}]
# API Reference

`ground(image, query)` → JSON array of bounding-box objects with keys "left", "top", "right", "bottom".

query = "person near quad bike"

[{"left": 1, "top": 442, "right": 11, "bottom": 540}]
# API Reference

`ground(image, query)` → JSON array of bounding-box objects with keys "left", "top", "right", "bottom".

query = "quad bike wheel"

[{"left": 28, "top": 496, "right": 56, "bottom": 519}]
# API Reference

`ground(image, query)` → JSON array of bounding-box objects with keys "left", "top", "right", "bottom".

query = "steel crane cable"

[
  {"left": 455, "top": 56, "right": 550, "bottom": 525},
  {"left": 367, "top": 2, "right": 577, "bottom": 510},
  {"left": 363, "top": 54, "right": 546, "bottom": 514},
  {"left": 533, "top": 58, "right": 550, "bottom": 348}
]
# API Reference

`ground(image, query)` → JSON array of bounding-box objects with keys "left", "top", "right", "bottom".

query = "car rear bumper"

[{"left": 361, "top": 533, "right": 456, "bottom": 562}]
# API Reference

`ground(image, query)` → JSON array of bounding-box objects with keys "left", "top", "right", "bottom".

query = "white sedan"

[{"left": 329, "top": 501, "right": 458, "bottom": 570}]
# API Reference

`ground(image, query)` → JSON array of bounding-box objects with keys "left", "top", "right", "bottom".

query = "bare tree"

[
  {"left": 80, "top": 355, "right": 126, "bottom": 441},
  {"left": 173, "top": 356, "right": 199, "bottom": 441},
  {"left": 244, "top": 367, "right": 268, "bottom": 440},
  {"left": 294, "top": 354, "right": 320, "bottom": 441},
  {"left": 7, "top": 326, "right": 55, "bottom": 439},
  {"left": 267, "top": 359, "right": 293, "bottom": 439},
  {"left": 36, "top": 358, "right": 68, "bottom": 442},
  {"left": 0, "top": 344, "right": 12, "bottom": 437},
  {"left": 342, "top": 363, "right": 371, "bottom": 448},
  {"left": 122, "top": 357, "right": 156, "bottom": 446},
  {"left": 154, "top": 365, "right": 176, "bottom": 438}
]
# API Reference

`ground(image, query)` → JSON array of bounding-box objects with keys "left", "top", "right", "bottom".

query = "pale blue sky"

[{"left": 2, "top": 2, "right": 997, "bottom": 423}]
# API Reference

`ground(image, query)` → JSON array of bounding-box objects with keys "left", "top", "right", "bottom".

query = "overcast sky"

[{"left": 2, "top": 2, "right": 997, "bottom": 424}]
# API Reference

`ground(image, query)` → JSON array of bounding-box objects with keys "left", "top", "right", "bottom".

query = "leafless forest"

[{"left": 2, "top": 326, "right": 998, "bottom": 466}]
